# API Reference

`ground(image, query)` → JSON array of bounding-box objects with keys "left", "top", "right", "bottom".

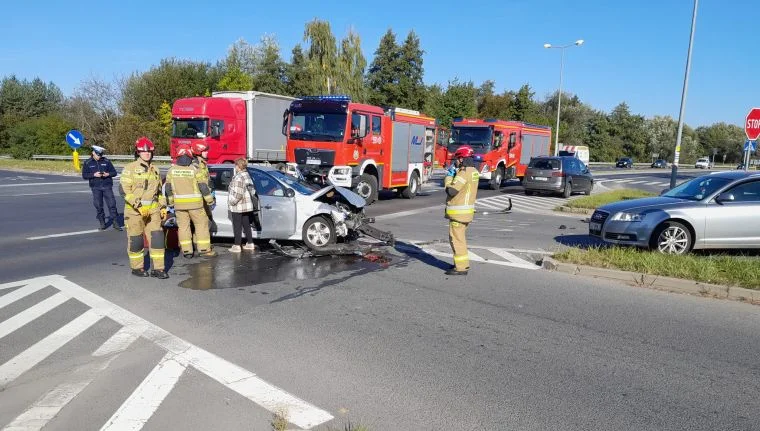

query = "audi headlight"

[{"left": 612, "top": 212, "right": 645, "bottom": 222}]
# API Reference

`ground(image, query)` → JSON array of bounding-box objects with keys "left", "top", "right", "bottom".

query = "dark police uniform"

[{"left": 81, "top": 151, "right": 121, "bottom": 230}]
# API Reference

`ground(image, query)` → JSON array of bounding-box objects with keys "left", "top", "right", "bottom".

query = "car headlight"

[{"left": 611, "top": 212, "right": 645, "bottom": 222}]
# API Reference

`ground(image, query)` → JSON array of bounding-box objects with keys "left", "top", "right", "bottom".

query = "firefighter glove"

[
  {"left": 160, "top": 207, "right": 168, "bottom": 220},
  {"left": 138, "top": 206, "right": 151, "bottom": 217}
]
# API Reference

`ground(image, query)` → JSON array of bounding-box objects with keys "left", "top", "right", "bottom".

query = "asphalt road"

[{"left": 2, "top": 169, "right": 760, "bottom": 430}]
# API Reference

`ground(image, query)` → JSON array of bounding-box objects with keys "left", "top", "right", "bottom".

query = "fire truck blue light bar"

[{"left": 299, "top": 95, "right": 351, "bottom": 102}]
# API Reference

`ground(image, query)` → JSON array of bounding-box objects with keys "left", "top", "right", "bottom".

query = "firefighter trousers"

[
  {"left": 124, "top": 209, "right": 165, "bottom": 271},
  {"left": 176, "top": 208, "right": 211, "bottom": 255},
  {"left": 449, "top": 220, "right": 470, "bottom": 271}
]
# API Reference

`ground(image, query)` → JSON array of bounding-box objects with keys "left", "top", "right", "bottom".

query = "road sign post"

[{"left": 65, "top": 130, "right": 84, "bottom": 172}]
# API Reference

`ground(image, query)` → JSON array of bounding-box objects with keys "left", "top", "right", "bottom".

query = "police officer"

[
  {"left": 119, "top": 137, "right": 169, "bottom": 279},
  {"left": 165, "top": 144, "right": 216, "bottom": 259},
  {"left": 81, "top": 145, "right": 122, "bottom": 231},
  {"left": 443, "top": 145, "right": 479, "bottom": 275}
]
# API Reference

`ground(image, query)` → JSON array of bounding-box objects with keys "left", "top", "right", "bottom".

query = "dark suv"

[
  {"left": 523, "top": 156, "right": 594, "bottom": 198},
  {"left": 616, "top": 157, "right": 634, "bottom": 168}
]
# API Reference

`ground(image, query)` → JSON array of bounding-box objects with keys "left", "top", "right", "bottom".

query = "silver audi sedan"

[{"left": 590, "top": 171, "right": 760, "bottom": 254}]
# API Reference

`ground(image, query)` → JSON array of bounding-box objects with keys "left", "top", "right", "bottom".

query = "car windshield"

[
  {"left": 172, "top": 119, "right": 208, "bottom": 138},
  {"left": 266, "top": 170, "right": 323, "bottom": 195},
  {"left": 529, "top": 159, "right": 560, "bottom": 170},
  {"left": 289, "top": 112, "right": 346, "bottom": 142},
  {"left": 662, "top": 176, "right": 733, "bottom": 201},
  {"left": 449, "top": 127, "right": 492, "bottom": 151}
]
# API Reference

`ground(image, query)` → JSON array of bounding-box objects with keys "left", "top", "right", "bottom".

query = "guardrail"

[{"left": 32, "top": 154, "right": 172, "bottom": 162}]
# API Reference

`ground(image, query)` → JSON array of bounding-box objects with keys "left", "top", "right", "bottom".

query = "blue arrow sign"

[{"left": 65, "top": 130, "right": 84, "bottom": 149}]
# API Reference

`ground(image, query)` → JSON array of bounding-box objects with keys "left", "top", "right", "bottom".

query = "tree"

[
  {"left": 5, "top": 114, "right": 73, "bottom": 159},
  {"left": 0, "top": 76, "right": 64, "bottom": 148},
  {"left": 303, "top": 19, "right": 338, "bottom": 94},
  {"left": 251, "top": 35, "right": 287, "bottom": 94},
  {"left": 65, "top": 75, "right": 120, "bottom": 147},
  {"left": 366, "top": 29, "right": 401, "bottom": 106},
  {"left": 476, "top": 80, "right": 515, "bottom": 120},
  {"left": 696, "top": 122, "right": 746, "bottom": 163},
  {"left": 336, "top": 28, "right": 367, "bottom": 102},
  {"left": 285, "top": 44, "right": 313, "bottom": 97},
  {"left": 158, "top": 101, "right": 172, "bottom": 135},
  {"left": 120, "top": 58, "right": 219, "bottom": 121},
  {"left": 217, "top": 61, "right": 253, "bottom": 91},
  {"left": 397, "top": 31, "right": 426, "bottom": 110},
  {"left": 512, "top": 84, "right": 539, "bottom": 122},
  {"left": 424, "top": 78, "right": 477, "bottom": 126}
]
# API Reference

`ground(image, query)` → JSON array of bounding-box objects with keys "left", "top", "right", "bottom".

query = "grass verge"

[
  {"left": 0, "top": 159, "right": 83, "bottom": 175},
  {"left": 554, "top": 246, "right": 760, "bottom": 289},
  {"left": 563, "top": 189, "right": 656, "bottom": 210}
]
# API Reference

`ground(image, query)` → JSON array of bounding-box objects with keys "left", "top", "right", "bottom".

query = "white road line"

[
  {"left": 27, "top": 230, "right": 101, "bottom": 241},
  {"left": 0, "top": 182, "right": 85, "bottom": 188},
  {"left": 0, "top": 280, "right": 49, "bottom": 309},
  {"left": 48, "top": 275, "right": 333, "bottom": 429},
  {"left": 628, "top": 180, "right": 647, "bottom": 184},
  {"left": 374, "top": 205, "right": 442, "bottom": 221},
  {"left": 0, "top": 309, "right": 102, "bottom": 387},
  {"left": 486, "top": 248, "right": 537, "bottom": 266},
  {"left": 0, "top": 292, "right": 70, "bottom": 340},
  {"left": 422, "top": 247, "right": 538, "bottom": 270},
  {"left": 4, "top": 327, "right": 142, "bottom": 431},
  {"left": 475, "top": 201, "right": 504, "bottom": 210},
  {"left": 6, "top": 191, "right": 92, "bottom": 197},
  {"left": 645, "top": 181, "right": 661, "bottom": 185},
  {"left": 613, "top": 179, "right": 633, "bottom": 183},
  {"left": 100, "top": 352, "right": 187, "bottom": 431}
]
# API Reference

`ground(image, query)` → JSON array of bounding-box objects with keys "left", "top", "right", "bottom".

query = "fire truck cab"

[
  {"left": 449, "top": 118, "right": 552, "bottom": 189},
  {"left": 283, "top": 95, "right": 441, "bottom": 204}
]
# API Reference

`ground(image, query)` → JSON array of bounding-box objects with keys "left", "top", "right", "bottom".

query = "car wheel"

[
  {"left": 302, "top": 216, "right": 336, "bottom": 250},
  {"left": 352, "top": 174, "right": 378, "bottom": 205},
  {"left": 400, "top": 171, "right": 419, "bottom": 199},
  {"left": 584, "top": 183, "right": 592, "bottom": 196},
  {"left": 562, "top": 181, "right": 572, "bottom": 198},
  {"left": 489, "top": 166, "right": 504, "bottom": 190},
  {"left": 650, "top": 221, "right": 693, "bottom": 255}
]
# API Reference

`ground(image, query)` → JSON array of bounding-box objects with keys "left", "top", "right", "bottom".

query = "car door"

[
  {"left": 249, "top": 169, "right": 297, "bottom": 239},
  {"left": 703, "top": 179, "right": 760, "bottom": 248},
  {"left": 564, "top": 158, "right": 582, "bottom": 189},
  {"left": 577, "top": 160, "right": 592, "bottom": 192},
  {"left": 208, "top": 167, "right": 234, "bottom": 237}
]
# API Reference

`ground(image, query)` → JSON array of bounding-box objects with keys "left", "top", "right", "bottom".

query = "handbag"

[{"left": 245, "top": 175, "right": 260, "bottom": 212}]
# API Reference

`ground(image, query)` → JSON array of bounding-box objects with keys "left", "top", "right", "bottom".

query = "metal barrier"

[{"left": 32, "top": 154, "right": 172, "bottom": 162}]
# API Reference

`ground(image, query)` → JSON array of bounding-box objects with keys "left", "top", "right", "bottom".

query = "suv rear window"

[{"left": 529, "top": 159, "right": 560, "bottom": 170}]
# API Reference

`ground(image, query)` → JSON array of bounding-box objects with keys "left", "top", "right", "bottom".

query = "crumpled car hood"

[{"left": 310, "top": 185, "right": 366, "bottom": 209}]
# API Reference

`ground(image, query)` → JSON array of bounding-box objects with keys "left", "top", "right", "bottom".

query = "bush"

[{"left": 5, "top": 114, "right": 74, "bottom": 159}]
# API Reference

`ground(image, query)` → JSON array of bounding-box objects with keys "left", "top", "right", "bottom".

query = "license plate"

[
  {"left": 589, "top": 222, "right": 601, "bottom": 233},
  {"left": 306, "top": 158, "right": 321, "bottom": 165},
  {"left": 533, "top": 176, "right": 548, "bottom": 181}
]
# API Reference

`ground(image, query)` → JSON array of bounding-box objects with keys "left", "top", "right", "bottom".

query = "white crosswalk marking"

[
  {"left": 0, "top": 275, "right": 334, "bottom": 431},
  {"left": 399, "top": 240, "right": 541, "bottom": 271},
  {"left": 475, "top": 193, "right": 571, "bottom": 214}
]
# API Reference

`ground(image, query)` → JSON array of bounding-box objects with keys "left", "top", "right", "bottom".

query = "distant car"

[
  {"left": 589, "top": 171, "right": 760, "bottom": 254},
  {"left": 523, "top": 156, "right": 594, "bottom": 198},
  {"left": 616, "top": 157, "right": 634, "bottom": 168},
  {"left": 695, "top": 157, "right": 712, "bottom": 169},
  {"left": 651, "top": 159, "right": 667, "bottom": 168}
]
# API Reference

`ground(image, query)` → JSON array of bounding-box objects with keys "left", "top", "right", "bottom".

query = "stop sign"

[{"left": 746, "top": 107, "right": 760, "bottom": 140}]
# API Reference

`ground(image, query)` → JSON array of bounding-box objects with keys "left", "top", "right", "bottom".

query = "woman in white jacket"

[{"left": 227, "top": 158, "right": 258, "bottom": 252}]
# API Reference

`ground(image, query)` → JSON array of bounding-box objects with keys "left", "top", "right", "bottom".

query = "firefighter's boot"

[
  {"left": 151, "top": 269, "right": 169, "bottom": 279},
  {"left": 131, "top": 268, "right": 149, "bottom": 277}
]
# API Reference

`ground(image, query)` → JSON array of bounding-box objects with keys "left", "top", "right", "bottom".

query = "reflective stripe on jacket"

[
  {"left": 165, "top": 165, "right": 212, "bottom": 210},
  {"left": 444, "top": 167, "right": 479, "bottom": 223},
  {"left": 119, "top": 160, "right": 165, "bottom": 213}
]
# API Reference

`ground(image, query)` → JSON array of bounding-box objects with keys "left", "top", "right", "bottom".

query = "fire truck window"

[
  {"left": 372, "top": 116, "right": 381, "bottom": 135},
  {"left": 351, "top": 113, "right": 369, "bottom": 137}
]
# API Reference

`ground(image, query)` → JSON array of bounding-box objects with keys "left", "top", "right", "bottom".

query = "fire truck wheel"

[
  {"left": 400, "top": 171, "right": 420, "bottom": 199},
  {"left": 353, "top": 174, "right": 378, "bottom": 204},
  {"left": 489, "top": 166, "right": 504, "bottom": 190}
]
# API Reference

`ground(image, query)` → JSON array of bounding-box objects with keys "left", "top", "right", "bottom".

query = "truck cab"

[{"left": 170, "top": 97, "right": 240, "bottom": 164}]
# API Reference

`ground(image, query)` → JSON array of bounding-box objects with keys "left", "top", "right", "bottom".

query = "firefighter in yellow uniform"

[
  {"left": 444, "top": 145, "right": 479, "bottom": 275},
  {"left": 191, "top": 142, "right": 216, "bottom": 236},
  {"left": 166, "top": 144, "right": 217, "bottom": 258},
  {"left": 119, "top": 137, "right": 169, "bottom": 279}
]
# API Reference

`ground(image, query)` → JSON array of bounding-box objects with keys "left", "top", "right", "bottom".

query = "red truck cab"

[
  {"left": 449, "top": 118, "right": 552, "bottom": 189},
  {"left": 170, "top": 97, "right": 241, "bottom": 163}
]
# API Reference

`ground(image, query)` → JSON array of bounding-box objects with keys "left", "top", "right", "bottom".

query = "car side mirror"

[
  {"left": 281, "top": 109, "right": 290, "bottom": 136},
  {"left": 659, "top": 188, "right": 670, "bottom": 196},
  {"left": 285, "top": 188, "right": 295, "bottom": 198},
  {"left": 210, "top": 123, "right": 221, "bottom": 138},
  {"left": 715, "top": 192, "right": 735, "bottom": 204}
]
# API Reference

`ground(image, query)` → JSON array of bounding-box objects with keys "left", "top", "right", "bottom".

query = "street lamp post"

[
  {"left": 544, "top": 39, "right": 584, "bottom": 156},
  {"left": 670, "top": 0, "right": 699, "bottom": 189}
]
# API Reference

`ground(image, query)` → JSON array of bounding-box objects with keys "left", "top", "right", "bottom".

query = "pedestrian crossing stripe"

[
  {"left": 474, "top": 193, "right": 574, "bottom": 214},
  {"left": 397, "top": 240, "right": 542, "bottom": 271},
  {"left": 0, "top": 275, "right": 333, "bottom": 430}
]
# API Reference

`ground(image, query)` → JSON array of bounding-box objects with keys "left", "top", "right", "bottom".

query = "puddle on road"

[{"left": 178, "top": 248, "right": 394, "bottom": 291}]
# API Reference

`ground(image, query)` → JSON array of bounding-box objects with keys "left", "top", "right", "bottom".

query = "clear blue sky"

[{"left": 2, "top": 0, "right": 756, "bottom": 128}]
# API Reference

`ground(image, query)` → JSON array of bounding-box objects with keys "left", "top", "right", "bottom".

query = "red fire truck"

[
  {"left": 282, "top": 95, "right": 444, "bottom": 204},
  {"left": 448, "top": 118, "right": 552, "bottom": 189},
  {"left": 170, "top": 91, "right": 296, "bottom": 164}
]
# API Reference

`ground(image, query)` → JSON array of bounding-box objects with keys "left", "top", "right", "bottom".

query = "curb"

[
  {"left": 553, "top": 206, "right": 593, "bottom": 215},
  {"left": 540, "top": 257, "right": 760, "bottom": 304}
]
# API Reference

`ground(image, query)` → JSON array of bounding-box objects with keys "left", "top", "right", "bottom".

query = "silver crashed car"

[
  {"left": 206, "top": 164, "right": 387, "bottom": 250},
  {"left": 590, "top": 171, "right": 760, "bottom": 254}
]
